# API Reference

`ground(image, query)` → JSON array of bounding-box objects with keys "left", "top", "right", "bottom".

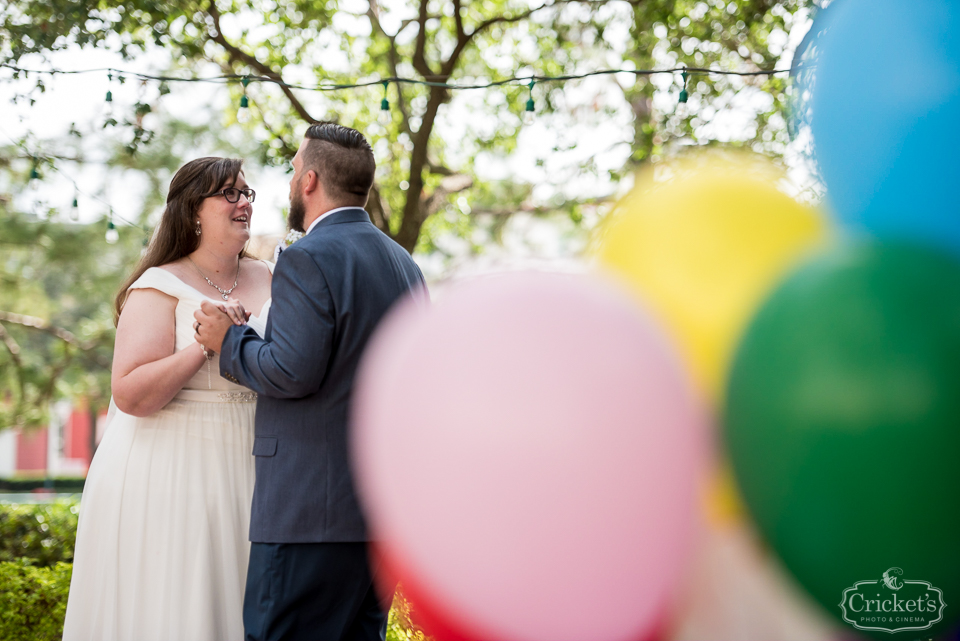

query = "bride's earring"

[{"left": 195, "top": 221, "right": 202, "bottom": 236}]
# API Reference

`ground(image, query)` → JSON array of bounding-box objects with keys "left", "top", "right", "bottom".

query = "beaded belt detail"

[
  {"left": 217, "top": 391, "right": 258, "bottom": 402},
  {"left": 175, "top": 389, "right": 258, "bottom": 403}
]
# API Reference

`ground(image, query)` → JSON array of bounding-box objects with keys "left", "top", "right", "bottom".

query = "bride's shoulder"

[
  {"left": 120, "top": 278, "right": 178, "bottom": 324},
  {"left": 153, "top": 259, "right": 190, "bottom": 279},
  {"left": 127, "top": 262, "right": 199, "bottom": 301},
  {"left": 242, "top": 257, "right": 275, "bottom": 279}
]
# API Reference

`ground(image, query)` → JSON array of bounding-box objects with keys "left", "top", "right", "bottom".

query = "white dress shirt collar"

[{"left": 305, "top": 206, "right": 358, "bottom": 236}]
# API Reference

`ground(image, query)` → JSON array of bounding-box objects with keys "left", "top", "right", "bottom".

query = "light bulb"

[
  {"left": 26, "top": 179, "right": 43, "bottom": 213},
  {"left": 70, "top": 197, "right": 79, "bottom": 221},
  {"left": 676, "top": 71, "right": 689, "bottom": 119},
  {"left": 379, "top": 82, "right": 391, "bottom": 127},
  {"left": 237, "top": 95, "right": 251, "bottom": 124},
  {"left": 105, "top": 222, "right": 119, "bottom": 244},
  {"left": 523, "top": 96, "right": 535, "bottom": 125},
  {"left": 104, "top": 90, "right": 114, "bottom": 120}
]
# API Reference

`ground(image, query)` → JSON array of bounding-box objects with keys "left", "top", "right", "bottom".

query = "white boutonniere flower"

[{"left": 273, "top": 229, "right": 304, "bottom": 262}]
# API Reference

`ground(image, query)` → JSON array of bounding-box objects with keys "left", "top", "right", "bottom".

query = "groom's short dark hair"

[{"left": 302, "top": 122, "right": 375, "bottom": 206}]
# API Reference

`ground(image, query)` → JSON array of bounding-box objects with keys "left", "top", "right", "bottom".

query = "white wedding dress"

[{"left": 63, "top": 266, "right": 272, "bottom": 641}]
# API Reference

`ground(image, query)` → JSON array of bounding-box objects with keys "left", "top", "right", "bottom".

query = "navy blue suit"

[{"left": 220, "top": 208, "right": 426, "bottom": 640}]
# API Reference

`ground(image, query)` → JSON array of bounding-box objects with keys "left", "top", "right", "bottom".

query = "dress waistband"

[{"left": 174, "top": 389, "right": 258, "bottom": 403}]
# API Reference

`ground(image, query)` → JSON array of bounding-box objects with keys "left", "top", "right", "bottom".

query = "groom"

[{"left": 194, "top": 122, "right": 426, "bottom": 641}]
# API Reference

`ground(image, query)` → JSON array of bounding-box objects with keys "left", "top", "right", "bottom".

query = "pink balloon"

[{"left": 353, "top": 272, "right": 706, "bottom": 641}]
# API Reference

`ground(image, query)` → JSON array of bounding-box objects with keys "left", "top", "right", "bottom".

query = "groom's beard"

[{"left": 288, "top": 189, "right": 306, "bottom": 233}]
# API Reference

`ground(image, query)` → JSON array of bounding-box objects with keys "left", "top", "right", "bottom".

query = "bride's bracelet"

[{"left": 199, "top": 343, "right": 215, "bottom": 361}]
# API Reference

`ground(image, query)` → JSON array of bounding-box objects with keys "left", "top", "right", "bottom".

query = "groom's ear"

[{"left": 303, "top": 169, "right": 320, "bottom": 196}]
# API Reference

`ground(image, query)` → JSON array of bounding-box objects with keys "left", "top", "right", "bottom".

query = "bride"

[{"left": 63, "top": 157, "right": 274, "bottom": 641}]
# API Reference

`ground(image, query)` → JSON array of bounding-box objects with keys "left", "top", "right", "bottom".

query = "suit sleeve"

[{"left": 219, "top": 246, "right": 334, "bottom": 399}]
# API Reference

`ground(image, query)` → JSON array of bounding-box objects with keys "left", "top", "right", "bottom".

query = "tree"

[
  {"left": 2, "top": 0, "right": 815, "bottom": 254},
  {"left": 0, "top": 0, "right": 818, "bottom": 419}
]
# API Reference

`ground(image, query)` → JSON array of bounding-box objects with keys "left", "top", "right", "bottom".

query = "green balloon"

[{"left": 724, "top": 241, "right": 960, "bottom": 640}]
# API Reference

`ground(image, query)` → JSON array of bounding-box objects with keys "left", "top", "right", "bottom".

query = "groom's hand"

[{"left": 194, "top": 301, "right": 234, "bottom": 354}]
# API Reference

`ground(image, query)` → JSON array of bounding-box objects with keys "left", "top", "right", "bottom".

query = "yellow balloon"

[{"left": 594, "top": 153, "right": 829, "bottom": 401}]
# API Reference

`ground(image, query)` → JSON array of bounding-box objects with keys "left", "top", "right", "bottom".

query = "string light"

[
  {"left": 104, "top": 72, "right": 114, "bottom": 120},
  {"left": 25, "top": 157, "right": 41, "bottom": 206},
  {"left": 2, "top": 60, "right": 789, "bottom": 242},
  {"left": 105, "top": 215, "right": 119, "bottom": 244},
  {"left": 677, "top": 69, "right": 689, "bottom": 117},
  {"left": 1, "top": 62, "right": 789, "bottom": 136},
  {"left": 379, "top": 81, "right": 391, "bottom": 126},
  {"left": 523, "top": 79, "right": 536, "bottom": 125},
  {"left": 70, "top": 190, "right": 79, "bottom": 221},
  {"left": 237, "top": 77, "right": 251, "bottom": 124},
  {"left": 1, "top": 62, "right": 787, "bottom": 98}
]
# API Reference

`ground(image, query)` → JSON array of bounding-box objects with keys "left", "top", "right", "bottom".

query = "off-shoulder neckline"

[{"left": 140, "top": 263, "right": 273, "bottom": 320}]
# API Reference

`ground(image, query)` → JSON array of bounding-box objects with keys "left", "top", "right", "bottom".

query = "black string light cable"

[
  {"left": 1, "top": 62, "right": 793, "bottom": 242},
  {"left": 0, "top": 62, "right": 792, "bottom": 86},
  {"left": 1, "top": 62, "right": 792, "bottom": 119}
]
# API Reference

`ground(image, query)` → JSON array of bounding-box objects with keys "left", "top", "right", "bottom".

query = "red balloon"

[
  {"left": 373, "top": 542, "right": 484, "bottom": 641},
  {"left": 375, "top": 542, "right": 672, "bottom": 641}
]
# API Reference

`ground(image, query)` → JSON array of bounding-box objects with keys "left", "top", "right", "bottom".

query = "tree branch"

[
  {"left": 0, "top": 322, "right": 23, "bottom": 367},
  {"left": 0, "top": 312, "right": 112, "bottom": 383},
  {"left": 0, "top": 311, "right": 103, "bottom": 355},
  {"left": 421, "top": 173, "right": 474, "bottom": 219},
  {"left": 470, "top": 0, "right": 641, "bottom": 37},
  {"left": 367, "top": 8, "right": 413, "bottom": 135},
  {"left": 427, "top": 160, "right": 455, "bottom": 176},
  {"left": 365, "top": 184, "right": 392, "bottom": 235},
  {"left": 251, "top": 101, "right": 300, "bottom": 157},
  {"left": 413, "top": 0, "right": 438, "bottom": 78},
  {"left": 453, "top": 0, "right": 466, "bottom": 43},
  {"left": 394, "top": 84, "right": 447, "bottom": 252},
  {"left": 207, "top": 1, "right": 318, "bottom": 123},
  {"left": 40, "top": 350, "right": 73, "bottom": 401}
]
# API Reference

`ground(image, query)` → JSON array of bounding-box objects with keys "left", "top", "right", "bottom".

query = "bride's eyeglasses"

[{"left": 203, "top": 187, "right": 256, "bottom": 203}]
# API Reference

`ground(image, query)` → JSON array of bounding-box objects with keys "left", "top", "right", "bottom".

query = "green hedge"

[
  {"left": 0, "top": 478, "right": 85, "bottom": 493},
  {"left": 0, "top": 500, "right": 79, "bottom": 566},
  {"left": 0, "top": 561, "right": 428, "bottom": 641},
  {"left": 0, "top": 559, "right": 72, "bottom": 641},
  {"left": 0, "top": 499, "right": 430, "bottom": 640}
]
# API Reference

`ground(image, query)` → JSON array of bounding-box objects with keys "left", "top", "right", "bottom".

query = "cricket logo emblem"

[{"left": 839, "top": 568, "right": 946, "bottom": 633}]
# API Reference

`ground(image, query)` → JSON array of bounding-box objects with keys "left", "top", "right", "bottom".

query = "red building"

[{"left": 0, "top": 399, "right": 101, "bottom": 478}]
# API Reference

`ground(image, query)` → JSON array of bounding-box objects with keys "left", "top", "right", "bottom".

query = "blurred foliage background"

[
  {"left": 0, "top": 2, "right": 823, "bottom": 638},
  {"left": 0, "top": 0, "right": 819, "bottom": 430}
]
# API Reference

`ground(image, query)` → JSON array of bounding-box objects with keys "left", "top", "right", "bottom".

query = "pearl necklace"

[{"left": 188, "top": 257, "right": 240, "bottom": 301}]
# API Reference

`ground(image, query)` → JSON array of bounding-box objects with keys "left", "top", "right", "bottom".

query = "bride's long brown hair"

[{"left": 114, "top": 157, "right": 249, "bottom": 324}]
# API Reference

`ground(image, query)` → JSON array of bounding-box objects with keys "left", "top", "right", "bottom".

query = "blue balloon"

[
  {"left": 787, "top": 3, "right": 834, "bottom": 140},
  {"left": 811, "top": 0, "right": 960, "bottom": 252}
]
